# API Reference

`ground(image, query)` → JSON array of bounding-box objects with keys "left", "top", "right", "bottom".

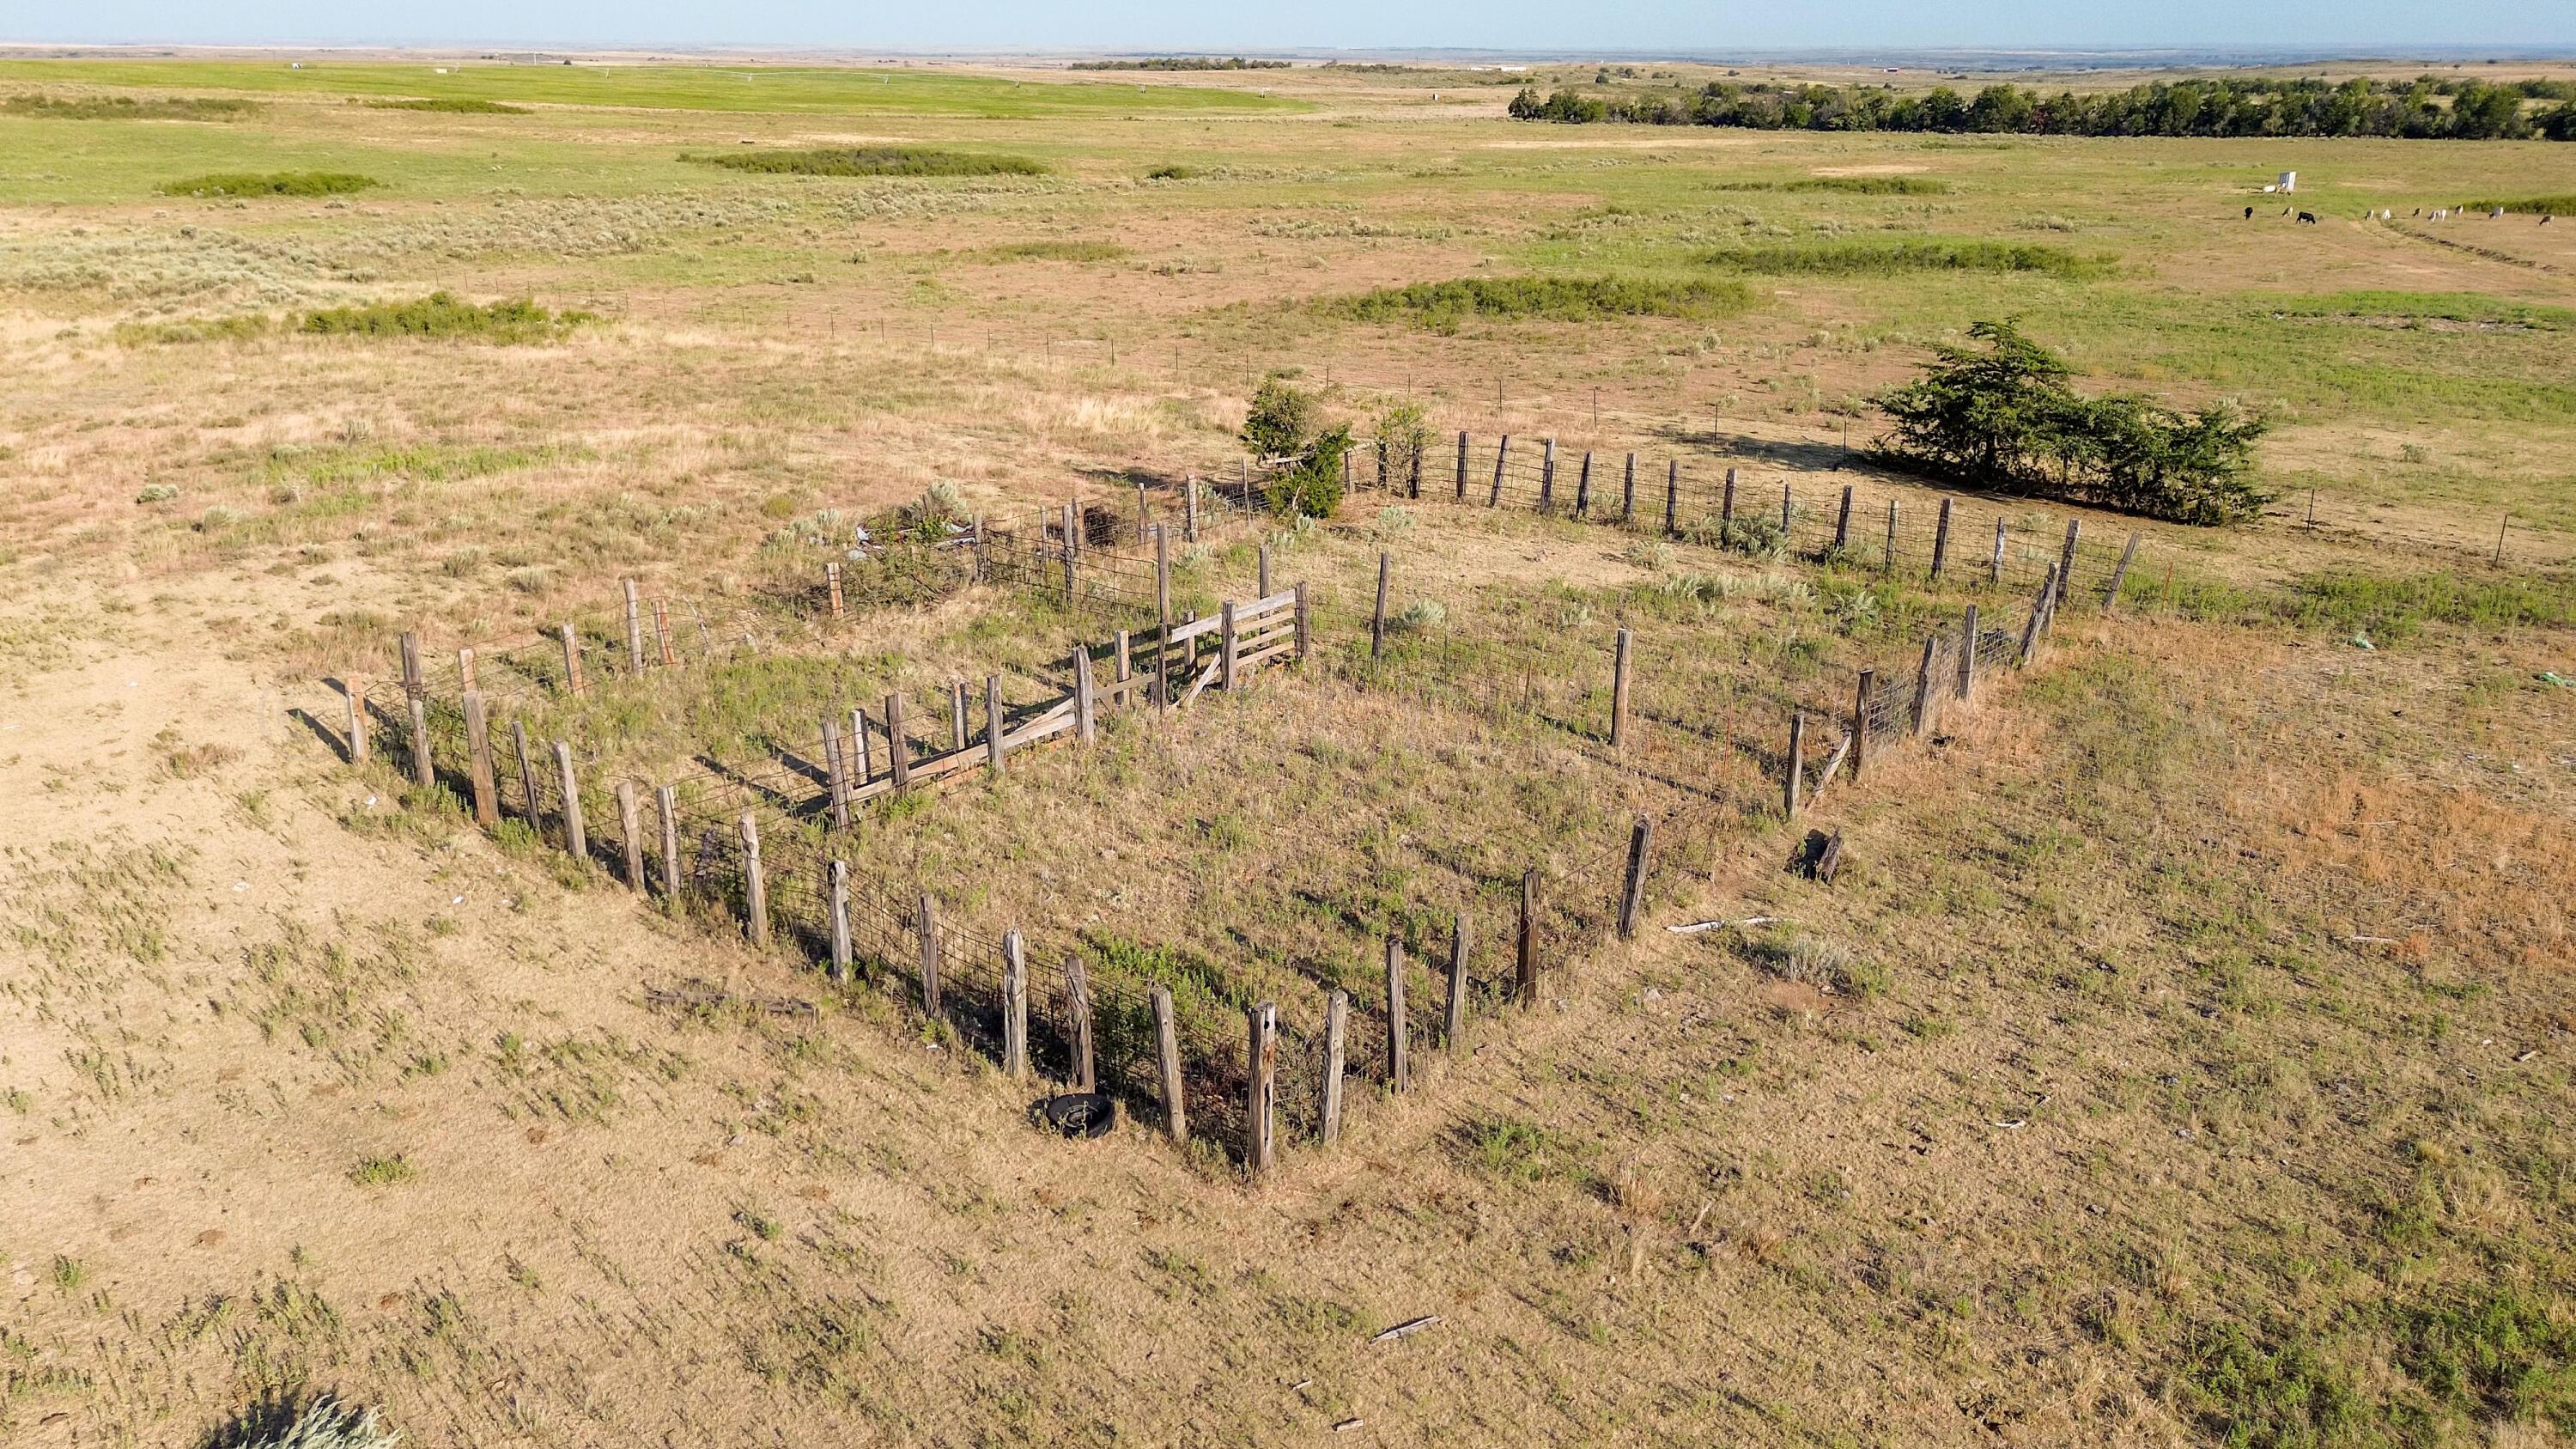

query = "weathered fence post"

[
  {"left": 1445, "top": 914, "right": 1468, "bottom": 1053},
  {"left": 1112, "top": 631, "right": 1132, "bottom": 709},
  {"left": 1575, "top": 450, "right": 1594, "bottom": 517},
  {"left": 1455, "top": 430, "right": 1469, "bottom": 498},
  {"left": 951, "top": 679, "right": 970, "bottom": 746},
  {"left": 400, "top": 631, "right": 433, "bottom": 789},
  {"left": 1720, "top": 468, "right": 1738, "bottom": 542},
  {"left": 1884, "top": 499, "right": 1899, "bottom": 573},
  {"left": 344, "top": 677, "right": 368, "bottom": 764},
  {"left": 1851, "top": 669, "right": 1874, "bottom": 781},
  {"left": 1320, "top": 989, "right": 1348, "bottom": 1144},
  {"left": 1185, "top": 478, "right": 1200, "bottom": 541},
  {"left": 2102, "top": 532, "right": 2141, "bottom": 612},
  {"left": 1785, "top": 712, "right": 1807, "bottom": 819},
  {"left": 1151, "top": 985, "right": 1185, "bottom": 1142},
  {"left": 1516, "top": 869, "right": 1540, "bottom": 1007},
  {"left": 1664, "top": 460, "right": 1679, "bottom": 537},
  {"left": 1294, "top": 581, "right": 1311, "bottom": 663},
  {"left": 852, "top": 709, "right": 875, "bottom": 787},
  {"left": 828, "top": 859, "right": 851, "bottom": 984},
  {"left": 1618, "top": 814, "right": 1654, "bottom": 938},
  {"left": 1218, "top": 601, "right": 1238, "bottom": 691},
  {"left": 461, "top": 691, "right": 498, "bottom": 825},
  {"left": 1611, "top": 627, "right": 1633, "bottom": 748},
  {"left": 2057, "top": 518, "right": 2082, "bottom": 602},
  {"left": 1835, "top": 484, "right": 1854, "bottom": 552},
  {"left": 1489, "top": 435, "right": 1510, "bottom": 508},
  {"left": 623, "top": 580, "right": 645, "bottom": 672},
  {"left": 1622, "top": 453, "right": 1637, "bottom": 523},
  {"left": 1135, "top": 478, "right": 1150, "bottom": 544},
  {"left": 457, "top": 647, "right": 477, "bottom": 693},
  {"left": 1539, "top": 438, "right": 1556, "bottom": 510},
  {"left": 653, "top": 600, "right": 674, "bottom": 667},
  {"left": 2019, "top": 564, "right": 2058, "bottom": 665},
  {"left": 1931, "top": 497, "right": 1953, "bottom": 582},
  {"left": 1780, "top": 478, "right": 1792, "bottom": 537},
  {"left": 553, "top": 741, "right": 586, "bottom": 860},
  {"left": 884, "top": 692, "right": 911, "bottom": 792},
  {"left": 1957, "top": 604, "right": 1980, "bottom": 701},
  {"left": 1060, "top": 502, "right": 1078, "bottom": 605},
  {"left": 1257, "top": 545, "right": 1271, "bottom": 599},
  {"left": 1912, "top": 636, "right": 1941, "bottom": 737},
  {"left": 1386, "top": 938, "right": 1410, "bottom": 1093},
  {"left": 558, "top": 624, "right": 584, "bottom": 695},
  {"left": 987, "top": 674, "right": 1007, "bottom": 772},
  {"left": 655, "top": 784, "right": 679, "bottom": 899},
  {"left": 1248, "top": 1002, "right": 1278, "bottom": 1176},
  {"left": 915, "top": 892, "right": 941, "bottom": 1015},
  {"left": 1371, "top": 552, "right": 1390, "bottom": 659},
  {"left": 1065, "top": 952, "right": 1095, "bottom": 1092},
  {"left": 1990, "top": 516, "right": 2008, "bottom": 586},
  {"left": 738, "top": 812, "right": 767, "bottom": 946},
  {"left": 1073, "top": 645, "right": 1097, "bottom": 743},
  {"left": 1154, "top": 525, "right": 1173, "bottom": 712},
  {"left": 825, "top": 561, "right": 845, "bottom": 619},
  {"left": 615, "top": 782, "right": 644, "bottom": 890},
  {"left": 1002, "top": 931, "right": 1030, "bottom": 1078},
  {"left": 510, "top": 721, "right": 537, "bottom": 825},
  {"left": 821, "top": 715, "right": 850, "bottom": 828}
]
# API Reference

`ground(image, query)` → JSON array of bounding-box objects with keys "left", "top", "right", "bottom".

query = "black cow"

[{"left": 2296, "top": 211, "right": 2318, "bottom": 225}]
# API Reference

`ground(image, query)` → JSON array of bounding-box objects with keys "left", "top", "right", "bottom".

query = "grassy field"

[{"left": 1, "top": 54, "right": 2573, "bottom": 1449}]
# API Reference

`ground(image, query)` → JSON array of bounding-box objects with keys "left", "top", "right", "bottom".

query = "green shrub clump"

[
  {"left": 1872, "top": 319, "right": 2270, "bottom": 524},
  {"left": 6, "top": 94, "right": 258, "bottom": 121},
  {"left": 1242, "top": 376, "right": 1352, "bottom": 520},
  {"left": 365, "top": 97, "right": 530, "bottom": 113},
  {"left": 298, "top": 292, "right": 594, "bottom": 343},
  {"left": 1144, "top": 163, "right": 1200, "bottom": 180},
  {"left": 2458, "top": 193, "right": 2576, "bottom": 215},
  {"left": 158, "top": 170, "right": 379, "bottom": 198},
  {"left": 1699, "top": 238, "right": 2111, "bottom": 279},
  {"left": 1334, "top": 276, "right": 1753, "bottom": 329},
  {"left": 683, "top": 146, "right": 1046, "bottom": 177},
  {"left": 1710, "top": 175, "right": 1950, "bottom": 195}
]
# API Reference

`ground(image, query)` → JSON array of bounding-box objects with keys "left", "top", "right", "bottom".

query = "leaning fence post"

[
  {"left": 615, "top": 782, "right": 644, "bottom": 890},
  {"left": 2102, "top": 532, "right": 2141, "bottom": 612},
  {"left": 828, "top": 860, "right": 852, "bottom": 984},
  {"left": 1385, "top": 938, "right": 1410, "bottom": 1093},
  {"left": 884, "top": 692, "right": 912, "bottom": 792},
  {"left": 457, "top": 646, "right": 476, "bottom": 694},
  {"left": 1611, "top": 626, "right": 1633, "bottom": 749},
  {"left": 623, "top": 580, "right": 645, "bottom": 672},
  {"left": 1575, "top": 449, "right": 1594, "bottom": 517},
  {"left": 1065, "top": 952, "right": 1095, "bottom": 1092},
  {"left": 986, "top": 674, "right": 1007, "bottom": 772},
  {"left": 461, "top": 691, "right": 498, "bottom": 825},
  {"left": 1912, "top": 636, "right": 1940, "bottom": 738},
  {"left": 1002, "top": 931, "right": 1030, "bottom": 1078},
  {"left": 1884, "top": 500, "right": 1899, "bottom": 574},
  {"left": 1151, "top": 985, "right": 1185, "bottom": 1142},
  {"left": 1321, "top": 989, "right": 1348, "bottom": 1144},
  {"left": 1835, "top": 484, "right": 1854, "bottom": 552},
  {"left": 1957, "top": 605, "right": 1980, "bottom": 701},
  {"left": 655, "top": 784, "right": 680, "bottom": 898},
  {"left": 1073, "top": 645, "right": 1097, "bottom": 743},
  {"left": 1248, "top": 1002, "right": 1278, "bottom": 1176},
  {"left": 1371, "top": 552, "right": 1390, "bottom": 658},
  {"left": 1785, "top": 712, "right": 1807, "bottom": 819},
  {"left": 1931, "top": 497, "right": 1953, "bottom": 581},
  {"left": 558, "top": 624, "right": 584, "bottom": 695},
  {"left": 344, "top": 676, "right": 368, "bottom": 764},
  {"left": 2057, "top": 518, "right": 2082, "bottom": 600},
  {"left": 653, "top": 600, "right": 674, "bottom": 667},
  {"left": 510, "top": 721, "right": 537, "bottom": 825},
  {"left": 553, "top": 741, "right": 586, "bottom": 860},
  {"left": 915, "top": 892, "right": 941, "bottom": 1015},
  {"left": 1516, "top": 869, "right": 1540, "bottom": 1007},
  {"left": 1489, "top": 435, "right": 1510, "bottom": 508},
  {"left": 1618, "top": 814, "right": 1654, "bottom": 938},
  {"left": 2020, "top": 564, "right": 2058, "bottom": 665},
  {"left": 738, "top": 812, "right": 767, "bottom": 946},
  {"left": 1851, "top": 669, "right": 1874, "bottom": 781},
  {"left": 1445, "top": 914, "right": 1468, "bottom": 1053}
]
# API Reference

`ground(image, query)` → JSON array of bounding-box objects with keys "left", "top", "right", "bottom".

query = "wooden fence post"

[
  {"left": 1248, "top": 1002, "right": 1278, "bottom": 1176},
  {"left": 986, "top": 674, "right": 1007, "bottom": 772},
  {"left": 1257, "top": 545, "right": 1271, "bottom": 599},
  {"left": 1851, "top": 669, "right": 1874, "bottom": 781},
  {"left": 1957, "top": 604, "right": 1980, "bottom": 701},
  {"left": 553, "top": 741, "right": 586, "bottom": 860},
  {"left": 1664, "top": 460, "right": 1679, "bottom": 537},
  {"left": 1785, "top": 712, "right": 1807, "bottom": 819},
  {"left": 1151, "top": 985, "right": 1185, "bottom": 1142},
  {"left": 1065, "top": 953, "right": 1095, "bottom": 1092},
  {"left": 1135, "top": 478, "right": 1150, "bottom": 544},
  {"left": 1073, "top": 645, "right": 1097, "bottom": 743},
  {"left": 1371, "top": 552, "right": 1390, "bottom": 658},
  {"left": 738, "top": 812, "right": 767, "bottom": 946},
  {"left": 1575, "top": 450, "right": 1594, "bottom": 517},
  {"left": 1884, "top": 500, "right": 1899, "bottom": 573},
  {"left": 457, "top": 647, "right": 477, "bottom": 693},
  {"left": 461, "top": 691, "right": 498, "bottom": 825},
  {"left": 951, "top": 679, "right": 969, "bottom": 746},
  {"left": 1489, "top": 435, "right": 1509, "bottom": 508},
  {"left": 615, "top": 782, "right": 644, "bottom": 890},
  {"left": 821, "top": 715, "right": 849, "bottom": 828},
  {"left": 1780, "top": 478, "right": 1792, "bottom": 536},
  {"left": 654, "top": 600, "right": 674, "bottom": 667},
  {"left": 1618, "top": 814, "right": 1654, "bottom": 938},
  {"left": 2057, "top": 519, "right": 2082, "bottom": 603},
  {"left": 1611, "top": 627, "right": 1633, "bottom": 749},
  {"left": 558, "top": 624, "right": 584, "bottom": 695},
  {"left": 1002, "top": 932, "right": 1030, "bottom": 1078},
  {"left": 344, "top": 677, "right": 368, "bottom": 764},
  {"left": 1060, "top": 502, "right": 1078, "bottom": 605},
  {"left": 1516, "top": 868, "right": 1540, "bottom": 1007},
  {"left": 916, "top": 892, "right": 941, "bottom": 1015},
  {"left": 1622, "top": 453, "right": 1637, "bottom": 522},
  {"left": 1720, "top": 468, "right": 1738, "bottom": 542},
  {"left": 1185, "top": 478, "right": 1200, "bottom": 541},
  {"left": 1539, "top": 438, "right": 1556, "bottom": 510},
  {"left": 1386, "top": 938, "right": 1410, "bottom": 1093},
  {"left": 1219, "top": 602, "right": 1238, "bottom": 691},
  {"left": 884, "top": 692, "right": 911, "bottom": 792},
  {"left": 1294, "top": 581, "right": 1311, "bottom": 663},
  {"left": 400, "top": 631, "right": 433, "bottom": 789},
  {"left": 2019, "top": 564, "right": 2058, "bottom": 665},
  {"left": 1455, "top": 430, "right": 1469, "bottom": 498},
  {"left": 1112, "top": 631, "right": 1132, "bottom": 709},
  {"left": 1445, "top": 914, "right": 1468, "bottom": 1053},
  {"left": 852, "top": 708, "right": 876, "bottom": 787},
  {"left": 1912, "top": 636, "right": 1941, "bottom": 737},
  {"left": 1931, "top": 497, "right": 1953, "bottom": 581},
  {"left": 1835, "top": 484, "right": 1854, "bottom": 552},
  {"left": 825, "top": 561, "right": 845, "bottom": 619},
  {"left": 1320, "top": 989, "right": 1347, "bottom": 1144},
  {"left": 511, "top": 721, "right": 538, "bottom": 825},
  {"left": 1990, "top": 516, "right": 2008, "bottom": 586},
  {"left": 2102, "top": 532, "right": 2141, "bottom": 612},
  {"left": 656, "top": 784, "right": 680, "bottom": 899},
  {"left": 623, "top": 580, "right": 644, "bottom": 672},
  {"left": 828, "top": 859, "right": 851, "bottom": 984}
]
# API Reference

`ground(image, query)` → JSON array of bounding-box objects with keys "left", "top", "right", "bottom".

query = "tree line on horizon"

[{"left": 1509, "top": 75, "right": 2576, "bottom": 141}]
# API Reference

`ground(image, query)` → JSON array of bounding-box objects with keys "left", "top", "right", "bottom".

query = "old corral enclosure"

[{"left": 2, "top": 52, "right": 2573, "bottom": 1449}]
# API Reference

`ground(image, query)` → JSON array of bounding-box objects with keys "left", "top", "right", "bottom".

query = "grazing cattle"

[
  {"left": 2245, "top": 205, "right": 2255, "bottom": 220},
  {"left": 2544, "top": 216, "right": 2555, "bottom": 227},
  {"left": 2296, "top": 211, "right": 2318, "bottom": 225}
]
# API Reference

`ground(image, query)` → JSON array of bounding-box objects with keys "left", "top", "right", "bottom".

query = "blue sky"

[{"left": 10, "top": 1, "right": 2572, "bottom": 52}]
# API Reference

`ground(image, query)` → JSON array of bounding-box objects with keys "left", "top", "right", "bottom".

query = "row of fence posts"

[{"left": 354, "top": 488, "right": 2133, "bottom": 1176}]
